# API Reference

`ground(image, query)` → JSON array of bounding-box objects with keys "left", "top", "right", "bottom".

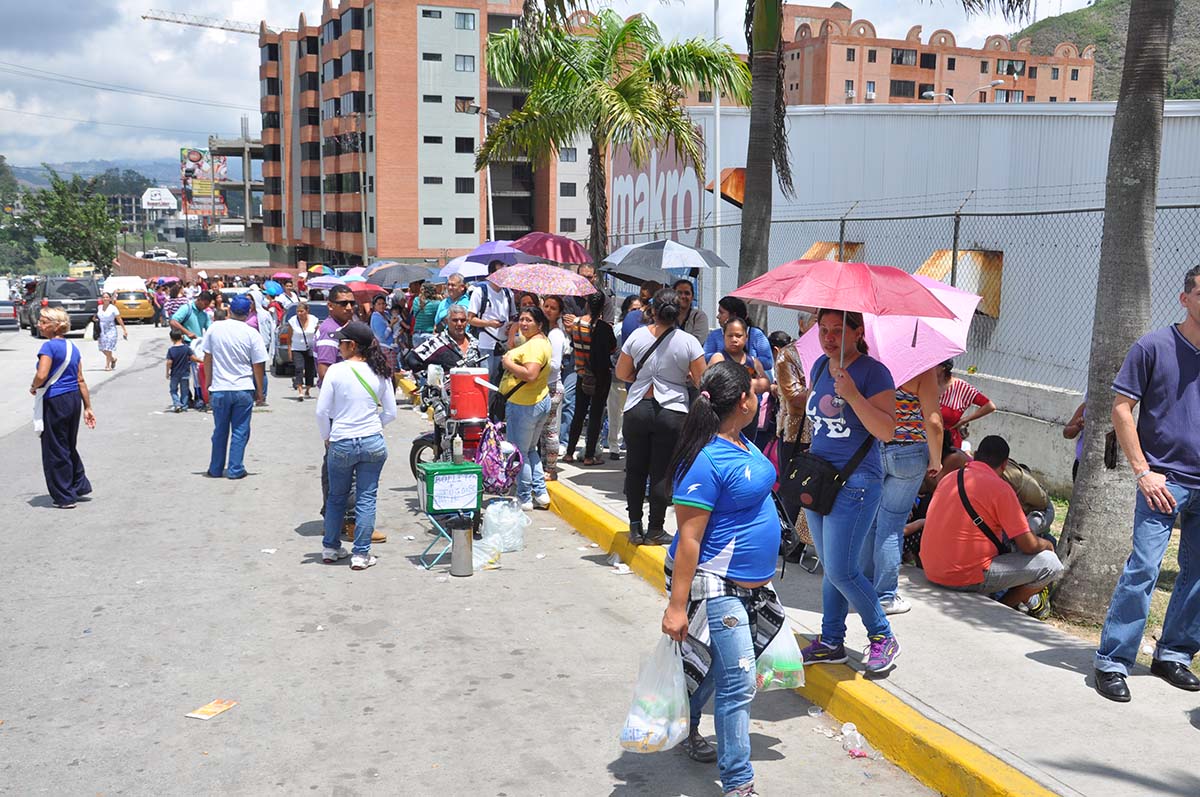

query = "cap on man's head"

[
  {"left": 333, "top": 320, "right": 375, "bottom": 349},
  {"left": 229, "top": 294, "right": 253, "bottom": 316}
]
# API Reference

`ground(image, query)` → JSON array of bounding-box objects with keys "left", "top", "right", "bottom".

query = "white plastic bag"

[
  {"left": 619, "top": 636, "right": 689, "bottom": 753},
  {"left": 755, "top": 625, "right": 805, "bottom": 692},
  {"left": 471, "top": 533, "right": 502, "bottom": 571},
  {"left": 483, "top": 499, "right": 531, "bottom": 553}
]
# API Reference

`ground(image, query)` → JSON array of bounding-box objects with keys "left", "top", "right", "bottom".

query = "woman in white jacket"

[{"left": 315, "top": 321, "right": 397, "bottom": 570}]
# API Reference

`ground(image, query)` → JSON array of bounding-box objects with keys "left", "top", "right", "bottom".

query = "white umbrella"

[{"left": 439, "top": 256, "right": 488, "bottom": 279}]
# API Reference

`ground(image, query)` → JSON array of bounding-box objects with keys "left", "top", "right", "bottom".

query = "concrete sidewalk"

[{"left": 549, "top": 457, "right": 1200, "bottom": 797}]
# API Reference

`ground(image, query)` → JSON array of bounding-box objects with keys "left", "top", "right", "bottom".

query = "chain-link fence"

[{"left": 604, "top": 204, "right": 1200, "bottom": 394}]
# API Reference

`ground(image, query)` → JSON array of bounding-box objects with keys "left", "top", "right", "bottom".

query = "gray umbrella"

[
  {"left": 600, "top": 239, "right": 728, "bottom": 284},
  {"left": 364, "top": 261, "right": 438, "bottom": 287}
]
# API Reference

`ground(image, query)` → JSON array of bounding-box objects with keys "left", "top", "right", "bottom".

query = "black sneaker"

[
  {"left": 680, "top": 730, "right": 717, "bottom": 763},
  {"left": 627, "top": 521, "right": 644, "bottom": 545},
  {"left": 643, "top": 528, "right": 672, "bottom": 545}
]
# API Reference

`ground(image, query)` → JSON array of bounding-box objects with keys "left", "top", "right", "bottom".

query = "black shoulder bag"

[
  {"left": 634, "top": 327, "right": 675, "bottom": 378},
  {"left": 780, "top": 359, "right": 875, "bottom": 515},
  {"left": 956, "top": 469, "right": 1011, "bottom": 555}
]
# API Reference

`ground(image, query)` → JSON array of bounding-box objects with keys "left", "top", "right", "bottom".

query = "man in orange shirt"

[{"left": 922, "top": 436, "right": 1063, "bottom": 617}]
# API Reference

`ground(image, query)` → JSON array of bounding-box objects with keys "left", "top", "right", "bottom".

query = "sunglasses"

[{"left": 330, "top": 299, "right": 356, "bottom": 306}]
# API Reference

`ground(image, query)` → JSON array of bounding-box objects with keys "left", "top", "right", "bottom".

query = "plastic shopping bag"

[
  {"left": 755, "top": 625, "right": 806, "bottom": 691},
  {"left": 483, "top": 499, "right": 531, "bottom": 553},
  {"left": 471, "top": 531, "right": 502, "bottom": 571},
  {"left": 619, "top": 636, "right": 690, "bottom": 753}
]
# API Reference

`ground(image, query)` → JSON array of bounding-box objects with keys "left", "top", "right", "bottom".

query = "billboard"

[
  {"left": 180, "top": 147, "right": 228, "bottom": 217},
  {"left": 609, "top": 142, "right": 703, "bottom": 249},
  {"left": 141, "top": 187, "right": 178, "bottom": 210}
]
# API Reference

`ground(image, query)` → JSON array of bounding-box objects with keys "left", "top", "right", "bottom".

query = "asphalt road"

[{"left": 0, "top": 324, "right": 931, "bottom": 796}]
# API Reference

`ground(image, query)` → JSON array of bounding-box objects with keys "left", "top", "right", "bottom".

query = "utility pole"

[
  {"left": 711, "top": 0, "right": 722, "bottom": 311},
  {"left": 358, "top": 112, "right": 370, "bottom": 266}
]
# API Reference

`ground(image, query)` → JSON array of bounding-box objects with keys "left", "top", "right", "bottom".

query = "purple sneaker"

[
  {"left": 801, "top": 636, "right": 848, "bottom": 665},
  {"left": 864, "top": 634, "right": 900, "bottom": 672}
]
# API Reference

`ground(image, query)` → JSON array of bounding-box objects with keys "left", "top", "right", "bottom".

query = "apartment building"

[
  {"left": 258, "top": 0, "right": 591, "bottom": 268},
  {"left": 781, "top": 7, "right": 1094, "bottom": 106}
]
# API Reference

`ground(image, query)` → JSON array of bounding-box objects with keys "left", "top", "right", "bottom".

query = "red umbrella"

[
  {"left": 349, "top": 282, "right": 387, "bottom": 297},
  {"left": 730, "top": 260, "right": 954, "bottom": 319},
  {"left": 510, "top": 232, "right": 592, "bottom": 265}
]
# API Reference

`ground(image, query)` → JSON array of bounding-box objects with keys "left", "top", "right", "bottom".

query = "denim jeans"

[
  {"left": 169, "top": 374, "right": 190, "bottom": 410},
  {"left": 322, "top": 434, "right": 389, "bottom": 555},
  {"left": 1095, "top": 481, "right": 1200, "bottom": 675},
  {"left": 861, "top": 442, "right": 929, "bottom": 603},
  {"left": 505, "top": 397, "right": 551, "bottom": 503},
  {"left": 208, "top": 390, "right": 254, "bottom": 478},
  {"left": 805, "top": 471, "right": 891, "bottom": 645},
  {"left": 687, "top": 595, "right": 757, "bottom": 793},
  {"left": 560, "top": 359, "right": 577, "bottom": 440}
]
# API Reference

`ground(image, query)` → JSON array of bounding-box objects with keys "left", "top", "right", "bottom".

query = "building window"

[
  {"left": 367, "top": 93, "right": 373, "bottom": 112},
  {"left": 994, "top": 89, "right": 1025, "bottom": 103},
  {"left": 321, "top": 19, "right": 340, "bottom": 45},
  {"left": 367, "top": 8, "right": 372, "bottom": 27},
  {"left": 341, "top": 50, "right": 365, "bottom": 73},
  {"left": 455, "top": 54, "right": 475, "bottom": 72},
  {"left": 889, "top": 80, "right": 916, "bottom": 98},
  {"left": 918, "top": 83, "right": 934, "bottom": 99},
  {"left": 367, "top": 52, "right": 373, "bottom": 70},
  {"left": 300, "top": 107, "right": 319, "bottom": 126},
  {"left": 424, "top": 217, "right": 443, "bottom": 226},
  {"left": 846, "top": 48, "right": 855, "bottom": 62},
  {"left": 455, "top": 12, "right": 476, "bottom": 29},
  {"left": 423, "top": 135, "right": 442, "bottom": 144},
  {"left": 867, "top": 49, "right": 877, "bottom": 63},
  {"left": 1069, "top": 97, "right": 1077, "bottom": 102},
  {"left": 997, "top": 59, "right": 1026, "bottom": 77},
  {"left": 1027, "top": 95, "right": 1036, "bottom": 102},
  {"left": 302, "top": 210, "right": 321, "bottom": 229},
  {"left": 1071, "top": 68, "right": 1079, "bottom": 81},
  {"left": 560, "top": 147, "right": 577, "bottom": 162},
  {"left": 368, "top": 135, "right": 373, "bottom": 152},
  {"left": 264, "top": 177, "right": 281, "bottom": 194},
  {"left": 1052, "top": 66, "right": 1060, "bottom": 80},
  {"left": 866, "top": 80, "right": 876, "bottom": 94},
  {"left": 263, "top": 210, "right": 282, "bottom": 228},
  {"left": 697, "top": 90, "right": 712, "bottom": 103},
  {"left": 261, "top": 77, "right": 281, "bottom": 96},
  {"left": 980, "top": 60, "right": 989, "bottom": 74},
  {"left": 368, "top": 216, "right": 374, "bottom": 234},
  {"left": 455, "top": 96, "right": 475, "bottom": 113},
  {"left": 455, "top": 177, "right": 474, "bottom": 193},
  {"left": 423, "top": 94, "right": 442, "bottom": 103},
  {"left": 559, "top": 182, "right": 577, "bottom": 197},
  {"left": 303, "top": 35, "right": 319, "bottom": 56},
  {"left": 456, "top": 218, "right": 475, "bottom": 234},
  {"left": 1049, "top": 96, "right": 1057, "bottom": 102},
  {"left": 368, "top": 176, "right": 374, "bottom": 193},
  {"left": 300, "top": 142, "right": 321, "bottom": 160},
  {"left": 947, "top": 56, "right": 956, "bottom": 71},
  {"left": 560, "top": 218, "right": 577, "bottom": 233},
  {"left": 424, "top": 176, "right": 443, "bottom": 185},
  {"left": 919, "top": 52, "right": 937, "bottom": 69},
  {"left": 260, "top": 43, "right": 279, "bottom": 64},
  {"left": 891, "top": 48, "right": 917, "bottom": 66},
  {"left": 946, "top": 87, "right": 954, "bottom": 98},
  {"left": 321, "top": 97, "right": 340, "bottom": 118},
  {"left": 1028, "top": 66, "right": 1038, "bottom": 79},
  {"left": 844, "top": 79, "right": 854, "bottom": 94},
  {"left": 422, "top": 9, "right": 442, "bottom": 19},
  {"left": 301, "top": 176, "right": 322, "bottom": 194},
  {"left": 422, "top": 52, "right": 442, "bottom": 61},
  {"left": 340, "top": 91, "right": 366, "bottom": 113},
  {"left": 455, "top": 137, "right": 474, "bottom": 154},
  {"left": 261, "top": 112, "right": 280, "bottom": 129},
  {"left": 978, "top": 91, "right": 988, "bottom": 102},
  {"left": 264, "top": 145, "right": 281, "bottom": 161},
  {"left": 342, "top": 8, "right": 364, "bottom": 31}
]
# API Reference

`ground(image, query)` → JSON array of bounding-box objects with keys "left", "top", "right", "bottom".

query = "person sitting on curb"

[
  {"left": 1001, "top": 457, "right": 1056, "bottom": 542},
  {"left": 920, "top": 435, "right": 1063, "bottom": 619}
]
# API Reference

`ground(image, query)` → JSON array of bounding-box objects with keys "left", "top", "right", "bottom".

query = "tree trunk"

[
  {"left": 737, "top": 0, "right": 781, "bottom": 295},
  {"left": 1054, "top": 0, "right": 1175, "bottom": 622},
  {"left": 587, "top": 132, "right": 608, "bottom": 265}
]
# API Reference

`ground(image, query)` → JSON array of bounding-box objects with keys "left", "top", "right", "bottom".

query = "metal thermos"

[{"left": 450, "top": 522, "right": 473, "bottom": 577}]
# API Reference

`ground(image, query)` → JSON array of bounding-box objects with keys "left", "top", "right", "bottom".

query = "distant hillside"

[
  {"left": 1013, "top": 0, "right": 1200, "bottom": 101},
  {"left": 11, "top": 157, "right": 247, "bottom": 190}
]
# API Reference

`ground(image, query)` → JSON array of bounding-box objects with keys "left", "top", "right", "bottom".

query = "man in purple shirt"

[
  {"left": 1095, "top": 265, "right": 1200, "bottom": 702},
  {"left": 315, "top": 284, "right": 386, "bottom": 543}
]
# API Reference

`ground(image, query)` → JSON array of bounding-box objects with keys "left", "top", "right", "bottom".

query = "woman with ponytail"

[
  {"left": 615, "top": 287, "right": 706, "bottom": 545},
  {"left": 316, "top": 320, "right": 398, "bottom": 571},
  {"left": 661, "top": 361, "right": 787, "bottom": 797}
]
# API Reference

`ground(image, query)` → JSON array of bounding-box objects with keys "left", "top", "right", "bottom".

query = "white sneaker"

[
  {"left": 533, "top": 492, "right": 551, "bottom": 508},
  {"left": 882, "top": 595, "right": 912, "bottom": 615},
  {"left": 519, "top": 501, "right": 534, "bottom": 512},
  {"left": 350, "top": 553, "right": 378, "bottom": 570},
  {"left": 322, "top": 547, "right": 350, "bottom": 563}
]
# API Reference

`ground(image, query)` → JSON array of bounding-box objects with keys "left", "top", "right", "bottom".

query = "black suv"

[{"left": 23, "top": 277, "right": 100, "bottom": 336}]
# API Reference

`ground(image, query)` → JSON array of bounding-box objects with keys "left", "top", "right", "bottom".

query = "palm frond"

[
  {"left": 950, "top": 0, "right": 1032, "bottom": 22},
  {"left": 474, "top": 104, "right": 583, "bottom": 171},
  {"left": 645, "top": 39, "right": 752, "bottom": 107}
]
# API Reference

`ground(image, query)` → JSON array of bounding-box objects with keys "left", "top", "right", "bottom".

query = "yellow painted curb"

[{"left": 546, "top": 479, "right": 1056, "bottom": 797}]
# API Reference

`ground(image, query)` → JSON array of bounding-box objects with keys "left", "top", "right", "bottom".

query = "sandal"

[
  {"left": 582, "top": 457, "right": 599, "bottom": 466},
  {"left": 562, "top": 455, "right": 576, "bottom": 463}
]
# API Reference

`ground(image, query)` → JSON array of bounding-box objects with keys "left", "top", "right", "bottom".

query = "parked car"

[
  {"left": 273, "top": 300, "right": 329, "bottom": 376},
  {"left": 0, "top": 299, "right": 18, "bottom": 333},
  {"left": 22, "top": 277, "right": 101, "bottom": 337},
  {"left": 114, "top": 290, "right": 156, "bottom": 323}
]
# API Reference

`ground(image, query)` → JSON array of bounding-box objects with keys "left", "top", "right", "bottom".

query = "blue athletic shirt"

[
  {"left": 37, "top": 338, "right": 82, "bottom": 399},
  {"left": 805, "top": 353, "right": 893, "bottom": 480},
  {"left": 670, "top": 435, "right": 780, "bottom": 582}
]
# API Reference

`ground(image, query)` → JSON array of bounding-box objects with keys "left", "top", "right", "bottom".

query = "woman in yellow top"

[{"left": 499, "top": 305, "right": 553, "bottom": 511}]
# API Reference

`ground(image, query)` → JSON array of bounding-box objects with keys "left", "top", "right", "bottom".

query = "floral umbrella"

[{"left": 487, "top": 263, "right": 597, "bottom": 297}]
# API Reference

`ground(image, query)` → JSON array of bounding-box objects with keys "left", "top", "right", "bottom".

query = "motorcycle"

[{"left": 408, "top": 365, "right": 490, "bottom": 479}]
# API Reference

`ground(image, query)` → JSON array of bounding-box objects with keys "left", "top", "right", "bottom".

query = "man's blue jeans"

[
  {"left": 169, "top": 374, "right": 190, "bottom": 410},
  {"left": 208, "top": 390, "right": 254, "bottom": 478},
  {"left": 322, "top": 434, "right": 389, "bottom": 555},
  {"left": 805, "top": 471, "right": 892, "bottom": 645},
  {"left": 505, "top": 397, "right": 550, "bottom": 504},
  {"left": 861, "top": 442, "right": 929, "bottom": 603},
  {"left": 687, "top": 595, "right": 757, "bottom": 793},
  {"left": 560, "top": 357, "right": 577, "bottom": 443},
  {"left": 1096, "top": 481, "right": 1200, "bottom": 675}
]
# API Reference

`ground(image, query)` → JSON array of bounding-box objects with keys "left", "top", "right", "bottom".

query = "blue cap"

[{"left": 229, "top": 294, "right": 253, "bottom": 316}]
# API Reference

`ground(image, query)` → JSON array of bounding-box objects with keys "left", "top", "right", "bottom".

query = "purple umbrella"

[
  {"left": 464, "top": 240, "right": 540, "bottom": 266},
  {"left": 307, "top": 275, "right": 345, "bottom": 290}
]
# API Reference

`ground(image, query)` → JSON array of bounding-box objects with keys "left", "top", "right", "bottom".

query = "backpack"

[{"left": 475, "top": 421, "right": 522, "bottom": 494}]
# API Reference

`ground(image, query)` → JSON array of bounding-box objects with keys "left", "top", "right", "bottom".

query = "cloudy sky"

[{"left": 0, "top": 0, "right": 1091, "bottom": 170}]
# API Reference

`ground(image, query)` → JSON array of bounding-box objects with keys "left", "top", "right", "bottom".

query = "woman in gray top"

[{"left": 615, "top": 288, "right": 706, "bottom": 544}]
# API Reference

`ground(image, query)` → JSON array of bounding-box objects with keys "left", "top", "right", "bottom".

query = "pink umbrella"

[
  {"left": 731, "top": 260, "right": 954, "bottom": 319},
  {"left": 795, "top": 275, "right": 982, "bottom": 387},
  {"left": 271, "top": 271, "right": 293, "bottom": 281},
  {"left": 510, "top": 232, "right": 592, "bottom": 265},
  {"left": 487, "top": 264, "right": 597, "bottom": 297},
  {"left": 345, "top": 266, "right": 366, "bottom": 278}
]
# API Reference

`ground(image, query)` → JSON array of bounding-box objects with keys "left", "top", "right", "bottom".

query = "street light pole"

[{"left": 711, "top": 0, "right": 721, "bottom": 306}]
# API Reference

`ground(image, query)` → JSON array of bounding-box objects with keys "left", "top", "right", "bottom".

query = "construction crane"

[{"left": 141, "top": 9, "right": 263, "bottom": 35}]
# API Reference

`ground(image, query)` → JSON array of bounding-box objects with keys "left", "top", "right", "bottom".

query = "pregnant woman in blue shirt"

[{"left": 662, "top": 360, "right": 789, "bottom": 797}]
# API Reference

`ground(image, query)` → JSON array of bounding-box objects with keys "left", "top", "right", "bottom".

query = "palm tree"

[
  {"left": 477, "top": 10, "right": 751, "bottom": 263},
  {"left": 1054, "top": 0, "right": 1176, "bottom": 621}
]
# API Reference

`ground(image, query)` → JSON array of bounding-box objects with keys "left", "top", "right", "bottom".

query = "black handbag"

[{"left": 782, "top": 436, "right": 875, "bottom": 516}]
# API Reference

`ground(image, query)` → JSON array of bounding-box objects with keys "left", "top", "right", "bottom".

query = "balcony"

[
  {"left": 298, "top": 54, "right": 317, "bottom": 74},
  {"left": 259, "top": 62, "right": 278, "bottom": 80},
  {"left": 300, "top": 89, "right": 319, "bottom": 109},
  {"left": 261, "top": 128, "right": 281, "bottom": 145},
  {"left": 262, "top": 161, "right": 282, "bottom": 178},
  {"left": 261, "top": 95, "right": 280, "bottom": 113},
  {"left": 487, "top": 79, "right": 526, "bottom": 95}
]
